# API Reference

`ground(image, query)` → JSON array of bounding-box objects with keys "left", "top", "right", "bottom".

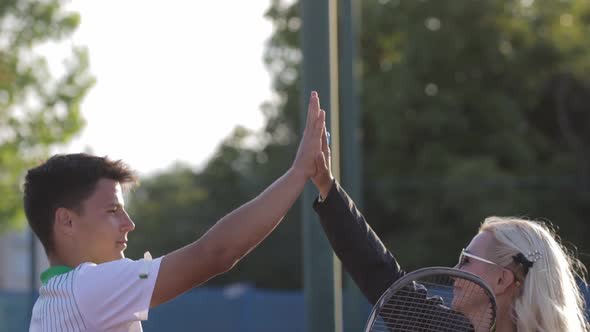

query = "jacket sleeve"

[{"left": 312, "top": 180, "right": 405, "bottom": 305}]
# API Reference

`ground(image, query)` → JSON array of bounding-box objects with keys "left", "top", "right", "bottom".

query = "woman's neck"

[
  {"left": 495, "top": 297, "right": 517, "bottom": 332},
  {"left": 495, "top": 319, "right": 517, "bottom": 332}
]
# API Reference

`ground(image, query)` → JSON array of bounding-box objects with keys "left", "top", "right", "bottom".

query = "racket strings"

[
  {"left": 368, "top": 275, "right": 495, "bottom": 332},
  {"left": 371, "top": 300, "right": 478, "bottom": 331},
  {"left": 454, "top": 281, "right": 494, "bottom": 331}
]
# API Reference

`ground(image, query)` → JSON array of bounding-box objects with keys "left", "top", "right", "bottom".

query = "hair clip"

[
  {"left": 512, "top": 252, "right": 534, "bottom": 273},
  {"left": 526, "top": 250, "right": 543, "bottom": 262}
]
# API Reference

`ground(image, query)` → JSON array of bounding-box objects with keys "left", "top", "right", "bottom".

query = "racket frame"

[{"left": 364, "top": 267, "right": 497, "bottom": 332}]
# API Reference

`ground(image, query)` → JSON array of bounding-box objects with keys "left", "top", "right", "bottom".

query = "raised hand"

[
  {"left": 311, "top": 123, "right": 334, "bottom": 198},
  {"left": 292, "top": 91, "right": 326, "bottom": 179}
]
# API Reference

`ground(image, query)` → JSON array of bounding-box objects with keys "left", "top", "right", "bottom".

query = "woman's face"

[{"left": 452, "top": 232, "right": 501, "bottom": 317}]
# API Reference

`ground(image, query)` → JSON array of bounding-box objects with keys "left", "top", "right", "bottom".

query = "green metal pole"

[
  {"left": 301, "top": 0, "right": 343, "bottom": 331},
  {"left": 338, "top": 0, "right": 368, "bottom": 330}
]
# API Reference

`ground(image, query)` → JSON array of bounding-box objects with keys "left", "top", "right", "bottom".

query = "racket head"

[{"left": 364, "top": 267, "right": 497, "bottom": 332}]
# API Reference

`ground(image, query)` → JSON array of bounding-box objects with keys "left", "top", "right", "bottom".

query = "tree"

[
  {"left": 0, "top": 0, "right": 93, "bottom": 231},
  {"left": 127, "top": 127, "right": 303, "bottom": 289},
  {"left": 127, "top": 0, "right": 590, "bottom": 289},
  {"left": 357, "top": 0, "right": 590, "bottom": 268},
  {"left": 258, "top": 0, "right": 590, "bottom": 271}
]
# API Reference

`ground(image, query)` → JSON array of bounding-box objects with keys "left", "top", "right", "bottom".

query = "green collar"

[{"left": 40, "top": 266, "right": 73, "bottom": 285}]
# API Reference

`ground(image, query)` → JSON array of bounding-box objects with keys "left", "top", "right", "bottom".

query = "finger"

[
  {"left": 306, "top": 91, "right": 320, "bottom": 128},
  {"left": 314, "top": 153, "right": 323, "bottom": 173},
  {"left": 313, "top": 110, "right": 326, "bottom": 138},
  {"left": 321, "top": 125, "right": 330, "bottom": 154},
  {"left": 311, "top": 111, "right": 325, "bottom": 143},
  {"left": 317, "top": 151, "right": 328, "bottom": 171}
]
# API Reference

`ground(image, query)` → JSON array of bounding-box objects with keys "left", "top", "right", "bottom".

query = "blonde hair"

[{"left": 479, "top": 217, "right": 589, "bottom": 332}]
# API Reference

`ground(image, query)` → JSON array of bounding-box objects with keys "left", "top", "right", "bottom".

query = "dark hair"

[{"left": 23, "top": 153, "right": 138, "bottom": 253}]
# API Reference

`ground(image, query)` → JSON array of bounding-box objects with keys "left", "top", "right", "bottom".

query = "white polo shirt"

[{"left": 29, "top": 256, "right": 162, "bottom": 332}]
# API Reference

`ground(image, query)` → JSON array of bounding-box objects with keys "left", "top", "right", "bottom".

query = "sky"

[{"left": 47, "top": 1, "right": 276, "bottom": 175}]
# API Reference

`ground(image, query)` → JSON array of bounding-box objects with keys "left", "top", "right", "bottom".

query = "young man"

[{"left": 25, "top": 91, "right": 326, "bottom": 332}]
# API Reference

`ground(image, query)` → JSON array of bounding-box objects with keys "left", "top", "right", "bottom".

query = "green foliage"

[
  {"left": 358, "top": 0, "right": 590, "bottom": 269},
  {"left": 127, "top": 127, "right": 302, "bottom": 289},
  {"left": 0, "top": 0, "right": 94, "bottom": 231},
  {"left": 128, "top": 0, "right": 590, "bottom": 289}
]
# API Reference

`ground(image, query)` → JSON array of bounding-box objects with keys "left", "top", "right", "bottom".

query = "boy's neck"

[{"left": 48, "top": 251, "right": 81, "bottom": 268}]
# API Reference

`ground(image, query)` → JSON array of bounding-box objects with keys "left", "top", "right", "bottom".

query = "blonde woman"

[
  {"left": 454, "top": 217, "right": 589, "bottom": 332},
  {"left": 311, "top": 130, "right": 589, "bottom": 331}
]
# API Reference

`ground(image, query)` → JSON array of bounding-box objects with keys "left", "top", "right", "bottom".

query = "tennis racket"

[{"left": 364, "top": 267, "right": 497, "bottom": 332}]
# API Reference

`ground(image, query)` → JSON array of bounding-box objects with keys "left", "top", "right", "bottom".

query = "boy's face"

[{"left": 71, "top": 178, "right": 136, "bottom": 264}]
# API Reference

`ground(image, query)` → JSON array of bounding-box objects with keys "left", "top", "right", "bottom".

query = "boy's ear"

[{"left": 54, "top": 207, "right": 74, "bottom": 236}]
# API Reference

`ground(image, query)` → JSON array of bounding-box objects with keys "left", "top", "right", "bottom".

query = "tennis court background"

[
  {"left": 0, "top": 284, "right": 315, "bottom": 331},
  {"left": 3, "top": 281, "right": 589, "bottom": 331}
]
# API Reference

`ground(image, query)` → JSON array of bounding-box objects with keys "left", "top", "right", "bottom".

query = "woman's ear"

[{"left": 495, "top": 268, "right": 516, "bottom": 294}]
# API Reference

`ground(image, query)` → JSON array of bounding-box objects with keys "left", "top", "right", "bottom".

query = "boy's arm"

[{"left": 150, "top": 91, "right": 325, "bottom": 307}]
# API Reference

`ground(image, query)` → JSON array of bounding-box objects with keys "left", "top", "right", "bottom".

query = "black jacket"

[
  {"left": 312, "top": 180, "right": 404, "bottom": 305},
  {"left": 313, "top": 181, "right": 475, "bottom": 332}
]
